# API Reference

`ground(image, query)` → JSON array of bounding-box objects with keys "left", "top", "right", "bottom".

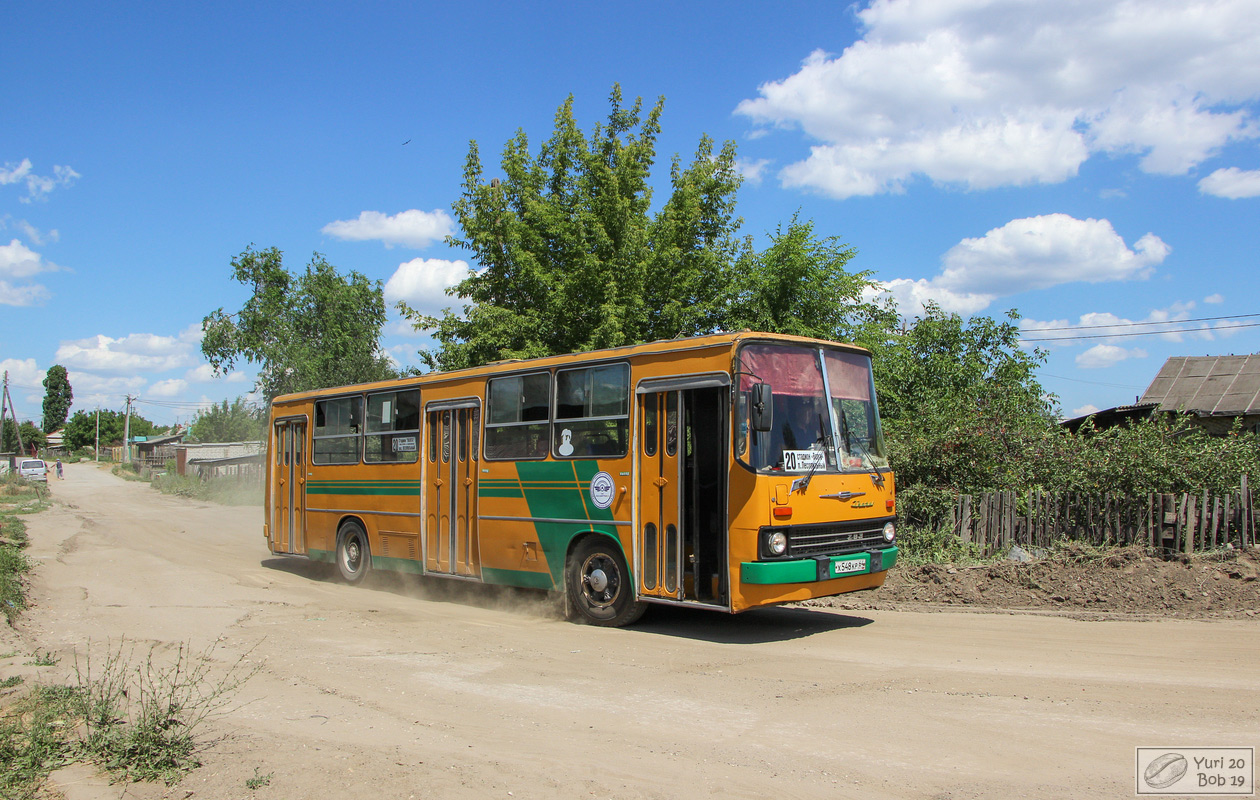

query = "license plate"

[{"left": 832, "top": 558, "right": 867, "bottom": 576}]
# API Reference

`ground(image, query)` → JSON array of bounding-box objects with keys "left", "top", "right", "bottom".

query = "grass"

[
  {"left": 25, "top": 650, "right": 58, "bottom": 667},
  {"left": 0, "top": 472, "right": 49, "bottom": 511},
  {"left": 150, "top": 471, "right": 263, "bottom": 506},
  {"left": 893, "top": 522, "right": 992, "bottom": 566},
  {"left": 0, "top": 514, "right": 31, "bottom": 623},
  {"left": 245, "top": 767, "right": 273, "bottom": 790},
  {"left": 111, "top": 462, "right": 149, "bottom": 482},
  {"left": 0, "top": 640, "right": 260, "bottom": 796}
]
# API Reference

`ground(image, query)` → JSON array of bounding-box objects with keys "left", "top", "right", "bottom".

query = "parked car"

[{"left": 18, "top": 459, "right": 47, "bottom": 482}]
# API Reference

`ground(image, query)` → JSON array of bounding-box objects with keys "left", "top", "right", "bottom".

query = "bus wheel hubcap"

[{"left": 587, "top": 567, "right": 608, "bottom": 594}]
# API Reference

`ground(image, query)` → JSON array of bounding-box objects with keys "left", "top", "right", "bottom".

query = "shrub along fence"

[{"left": 945, "top": 476, "right": 1256, "bottom": 556}]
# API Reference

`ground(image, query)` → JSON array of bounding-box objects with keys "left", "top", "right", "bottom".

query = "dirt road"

[{"left": 11, "top": 463, "right": 1260, "bottom": 799}]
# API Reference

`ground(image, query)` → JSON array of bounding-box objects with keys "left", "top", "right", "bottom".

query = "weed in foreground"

[
  {"left": 894, "top": 523, "right": 991, "bottom": 566},
  {"left": 0, "top": 639, "right": 261, "bottom": 797},
  {"left": 26, "top": 649, "right": 59, "bottom": 667},
  {"left": 73, "top": 639, "right": 262, "bottom": 784},
  {"left": 245, "top": 767, "right": 273, "bottom": 790},
  {"left": 0, "top": 675, "right": 23, "bottom": 689}
]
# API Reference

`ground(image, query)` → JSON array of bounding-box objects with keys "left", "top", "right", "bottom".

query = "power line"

[
  {"left": 1025, "top": 312, "right": 1260, "bottom": 332},
  {"left": 1021, "top": 321, "right": 1260, "bottom": 342}
]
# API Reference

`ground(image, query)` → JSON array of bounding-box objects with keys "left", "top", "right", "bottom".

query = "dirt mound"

[{"left": 809, "top": 546, "right": 1260, "bottom": 619}]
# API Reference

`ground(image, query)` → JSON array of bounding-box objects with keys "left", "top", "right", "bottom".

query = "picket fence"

[{"left": 946, "top": 476, "right": 1256, "bottom": 556}]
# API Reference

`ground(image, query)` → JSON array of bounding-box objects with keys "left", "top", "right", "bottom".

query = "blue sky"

[{"left": 4, "top": 0, "right": 1258, "bottom": 428}]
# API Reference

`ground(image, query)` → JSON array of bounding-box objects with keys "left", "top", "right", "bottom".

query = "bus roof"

[{"left": 270, "top": 331, "right": 871, "bottom": 404}]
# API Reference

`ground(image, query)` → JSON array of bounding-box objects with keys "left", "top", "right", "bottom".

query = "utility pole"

[
  {"left": 1, "top": 371, "right": 27, "bottom": 457},
  {"left": 95, "top": 406, "right": 100, "bottom": 462},
  {"left": 123, "top": 394, "right": 134, "bottom": 466}
]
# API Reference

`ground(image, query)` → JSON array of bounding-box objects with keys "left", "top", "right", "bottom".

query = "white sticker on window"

[{"left": 783, "top": 449, "right": 826, "bottom": 472}]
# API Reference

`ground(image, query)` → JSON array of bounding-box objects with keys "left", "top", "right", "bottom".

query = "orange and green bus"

[{"left": 265, "top": 331, "right": 898, "bottom": 625}]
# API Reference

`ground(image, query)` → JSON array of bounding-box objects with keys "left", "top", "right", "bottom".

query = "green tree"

[
  {"left": 62, "top": 409, "right": 159, "bottom": 451},
  {"left": 873, "top": 304, "right": 1057, "bottom": 521},
  {"left": 189, "top": 398, "right": 266, "bottom": 443},
  {"left": 2, "top": 420, "right": 44, "bottom": 454},
  {"left": 405, "top": 87, "right": 748, "bottom": 370},
  {"left": 727, "top": 215, "right": 894, "bottom": 347},
  {"left": 201, "top": 247, "right": 396, "bottom": 400},
  {"left": 41, "top": 365, "right": 73, "bottom": 433}
]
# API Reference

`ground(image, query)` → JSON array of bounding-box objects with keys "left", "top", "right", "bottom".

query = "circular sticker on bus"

[{"left": 589, "top": 471, "right": 616, "bottom": 509}]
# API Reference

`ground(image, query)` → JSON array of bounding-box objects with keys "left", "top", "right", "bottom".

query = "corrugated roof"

[{"left": 1139, "top": 355, "right": 1260, "bottom": 416}]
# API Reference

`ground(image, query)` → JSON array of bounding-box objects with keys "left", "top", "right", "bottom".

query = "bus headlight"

[
  {"left": 882, "top": 522, "right": 896, "bottom": 542},
  {"left": 768, "top": 531, "right": 788, "bottom": 556}
]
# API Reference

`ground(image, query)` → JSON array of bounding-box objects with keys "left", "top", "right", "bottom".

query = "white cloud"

[
  {"left": 1204, "top": 293, "right": 1224, "bottom": 304},
  {"left": 873, "top": 214, "right": 1168, "bottom": 316},
  {"left": 0, "top": 217, "right": 58, "bottom": 247},
  {"left": 1075, "top": 344, "right": 1146, "bottom": 369},
  {"left": 0, "top": 239, "right": 58, "bottom": 279},
  {"left": 185, "top": 363, "right": 251, "bottom": 384},
  {"left": 735, "top": 158, "right": 773, "bottom": 185},
  {"left": 1072, "top": 404, "right": 1101, "bottom": 417},
  {"left": 148, "top": 378, "right": 188, "bottom": 398},
  {"left": 0, "top": 280, "right": 50, "bottom": 306},
  {"left": 0, "top": 239, "right": 62, "bottom": 306},
  {"left": 322, "top": 209, "right": 454, "bottom": 249},
  {"left": 383, "top": 257, "right": 471, "bottom": 315},
  {"left": 0, "top": 358, "right": 43, "bottom": 392},
  {"left": 55, "top": 332, "right": 196, "bottom": 374},
  {"left": 735, "top": 0, "right": 1260, "bottom": 198},
  {"left": 68, "top": 372, "right": 147, "bottom": 409},
  {"left": 937, "top": 214, "right": 1167, "bottom": 296},
  {"left": 865, "top": 278, "right": 994, "bottom": 317},
  {"left": 0, "top": 159, "right": 33, "bottom": 185},
  {"left": 1020, "top": 302, "right": 1248, "bottom": 353},
  {"left": 1198, "top": 167, "right": 1260, "bottom": 199},
  {"left": 1, "top": 159, "right": 79, "bottom": 203}
]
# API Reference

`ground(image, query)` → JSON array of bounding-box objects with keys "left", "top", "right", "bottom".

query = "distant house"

[
  {"left": 176, "top": 441, "right": 265, "bottom": 481},
  {"left": 133, "top": 433, "right": 187, "bottom": 468},
  {"left": 1063, "top": 355, "right": 1260, "bottom": 435}
]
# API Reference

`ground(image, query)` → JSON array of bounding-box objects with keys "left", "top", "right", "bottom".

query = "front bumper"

[{"left": 741, "top": 546, "right": 899, "bottom": 585}]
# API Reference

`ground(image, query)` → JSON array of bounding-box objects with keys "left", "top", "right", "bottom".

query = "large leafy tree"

[
  {"left": 404, "top": 87, "right": 747, "bottom": 370},
  {"left": 41, "top": 365, "right": 73, "bottom": 433},
  {"left": 62, "top": 409, "right": 159, "bottom": 451},
  {"left": 728, "top": 215, "right": 894, "bottom": 348},
  {"left": 189, "top": 397, "right": 266, "bottom": 443},
  {"left": 2, "top": 420, "right": 44, "bottom": 454},
  {"left": 872, "top": 304, "right": 1056, "bottom": 519},
  {"left": 201, "top": 247, "right": 397, "bottom": 400}
]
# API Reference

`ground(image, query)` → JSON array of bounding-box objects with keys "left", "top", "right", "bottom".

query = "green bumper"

[{"left": 741, "top": 546, "right": 899, "bottom": 585}]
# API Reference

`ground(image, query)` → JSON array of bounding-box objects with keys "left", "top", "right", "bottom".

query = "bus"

[{"left": 265, "top": 331, "right": 898, "bottom": 626}]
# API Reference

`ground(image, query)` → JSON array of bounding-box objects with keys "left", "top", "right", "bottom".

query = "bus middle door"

[
  {"left": 426, "top": 404, "right": 481, "bottom": 577},
  {"left": 638, "top": 391, "right": 682, "bottom": 599}
]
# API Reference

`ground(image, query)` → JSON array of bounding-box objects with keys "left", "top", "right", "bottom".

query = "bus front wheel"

[
  {"left": 566, "top": 537, "right": 644, "bottom": 627},
  {"left": 336, "top": 520, "right": 371, "bottom": 584}
]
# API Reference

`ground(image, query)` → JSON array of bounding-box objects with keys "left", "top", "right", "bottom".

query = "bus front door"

[
  {"left": 271, "top": 419, "right": 306, "bottom": 554},
  {"left": 638, "top": 391, "right": 683, "bottom": 599},
  {"left": 426, "top": 405, "right": 481, "bottom": 577}
]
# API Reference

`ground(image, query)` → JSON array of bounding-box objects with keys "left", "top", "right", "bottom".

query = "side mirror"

[{"left": 750, "top": 383, "right": 773, "bottom": 433}]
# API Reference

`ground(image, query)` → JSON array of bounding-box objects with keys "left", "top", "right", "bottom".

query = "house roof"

[{"left": 1139, "top": 355, "right": 1260, "bottom": 416}]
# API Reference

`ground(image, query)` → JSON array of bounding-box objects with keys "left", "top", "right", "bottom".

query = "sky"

[{"left": 3, "top": 0, "right": 1259, "bottom": 429}]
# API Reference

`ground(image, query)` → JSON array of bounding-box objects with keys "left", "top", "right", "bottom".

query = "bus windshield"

[{"left": 736, "top": 343, "right": 889, "bottom": 474}]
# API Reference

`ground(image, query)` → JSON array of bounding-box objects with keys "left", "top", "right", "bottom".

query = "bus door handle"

[
  {"left": 434, "top": 479, "right": 444, "bottom": 487},
  {"left": 653, "top": 477, "right": 669, "bottom": 488},
  {"left": 463, "top": 477, "right": 474, "bottom": 486}
]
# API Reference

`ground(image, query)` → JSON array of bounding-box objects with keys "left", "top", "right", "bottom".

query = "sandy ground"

[{"left": 6, "top": 461, "right": 1259, "bottom": 799}]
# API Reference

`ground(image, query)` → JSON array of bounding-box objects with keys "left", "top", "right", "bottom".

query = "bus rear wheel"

[
  {"left": 336, "top": 520, "right": 371, "bottom": 584},
  {"left": 566, "top": 537, "right": 644, "bottom": 627}
]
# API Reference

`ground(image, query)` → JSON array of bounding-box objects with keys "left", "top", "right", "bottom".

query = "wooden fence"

[{"left": 947, "top": 477, "right": 1256, "bottom": 556}]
